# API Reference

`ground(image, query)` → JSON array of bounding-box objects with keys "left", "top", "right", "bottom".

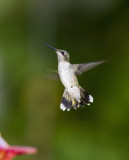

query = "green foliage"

[{"left": 0, "top": 0, "right": 129, "bottom": 159}]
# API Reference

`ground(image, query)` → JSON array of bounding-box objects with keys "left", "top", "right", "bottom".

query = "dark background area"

[{"left": 0, "top": 0, "right": 129, "bottom": 159}]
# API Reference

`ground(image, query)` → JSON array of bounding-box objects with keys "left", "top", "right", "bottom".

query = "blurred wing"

[
  {"left": 45, "top": 71, "right": 59, "bottom": 80},
  {"left": 73, "top": 61, "right": 105, "bottom": 75}
]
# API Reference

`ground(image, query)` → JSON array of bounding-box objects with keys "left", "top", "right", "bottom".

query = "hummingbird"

[{"left": 45, "top": 44, "right": 104, "bottom": 111}]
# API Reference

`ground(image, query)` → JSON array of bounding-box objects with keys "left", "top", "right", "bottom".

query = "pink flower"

[{"left": 0, "top": 135, "right": 37, "bottom": 160}]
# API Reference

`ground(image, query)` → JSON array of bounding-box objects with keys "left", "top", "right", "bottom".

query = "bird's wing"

[
  {"left": 45, "top": 70, "right": 59, "bottom": 80},
  {"left": 73, "top": 61, "right": 105, "bottom": 75}
]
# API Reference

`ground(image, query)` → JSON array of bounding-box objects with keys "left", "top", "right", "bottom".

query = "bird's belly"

[
  {"left": 59, "top": 70, "right": 78, "bottom": 88},
  {"left": 58, "top": 61, "right": 78, "bottom": 88}
]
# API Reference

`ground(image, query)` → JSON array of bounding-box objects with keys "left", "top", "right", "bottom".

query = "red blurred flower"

[{"left": 0, "top": 135, "right": 37, "bottom": 160}]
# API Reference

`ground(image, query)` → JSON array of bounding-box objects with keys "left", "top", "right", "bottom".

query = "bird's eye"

[{"left": 62, "top": 52, "right": 65, "bottom": 55}]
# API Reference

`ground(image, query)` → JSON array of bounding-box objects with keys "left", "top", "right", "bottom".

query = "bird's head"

[{"left": 45, "top": 44, "right": 69, "bottom": 62}]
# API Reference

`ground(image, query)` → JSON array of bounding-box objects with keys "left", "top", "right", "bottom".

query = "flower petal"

[{"left": 0, "top": 135, "right": 37, "bottom": 160}]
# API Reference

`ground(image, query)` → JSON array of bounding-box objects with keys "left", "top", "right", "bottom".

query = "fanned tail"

[
  {"left": 60, "top": 90, "right": 82, "bottom": 111},
  {"left": 79, "top": 86, "right": 93, "bottom": 106},
  {"left": 60, "top": 86, "right": 93, "bottom": 111}
]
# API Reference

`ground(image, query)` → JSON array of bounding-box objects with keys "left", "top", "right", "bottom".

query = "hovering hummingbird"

[{"left": 45, "top": 44, "right": 104, "bottom": 111}]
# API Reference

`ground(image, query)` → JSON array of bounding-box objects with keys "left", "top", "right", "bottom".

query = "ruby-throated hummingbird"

[{"left": 45, "top": 44, "right": 104, "bottom": 111}]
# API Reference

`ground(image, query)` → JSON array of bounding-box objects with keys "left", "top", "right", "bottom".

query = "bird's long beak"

[{"left": 44, "top": 43, "right": 57, "bottom": 51}]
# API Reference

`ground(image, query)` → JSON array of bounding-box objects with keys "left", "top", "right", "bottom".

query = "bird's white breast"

[{"left": 58, "top": 62, "right": 78, "bottom": 88}]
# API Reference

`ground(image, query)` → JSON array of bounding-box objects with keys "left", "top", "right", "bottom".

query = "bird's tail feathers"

[
  {"left": 60, "top": 87, "right": 93, "bottom": 111},
  {"left": 60, "top": 90, "right": 83, "bottom": 111},
  {"left": 79, "top": 86, "right": 93, "bottom": 105}
]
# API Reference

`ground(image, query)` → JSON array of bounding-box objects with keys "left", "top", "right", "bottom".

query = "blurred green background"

[{"left": 0, "top": 0, "right": 129, "bottom": 160}]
